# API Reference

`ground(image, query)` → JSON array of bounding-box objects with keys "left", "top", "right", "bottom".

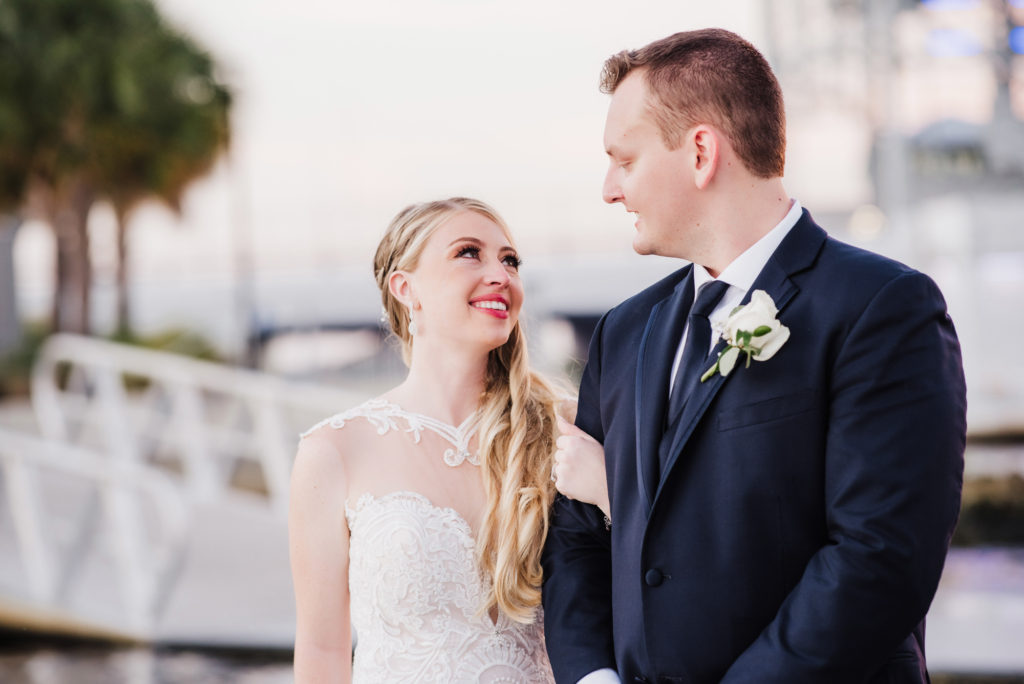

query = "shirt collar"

[{"left": 692, "top": 199, "right": 802, "bottom": 294}]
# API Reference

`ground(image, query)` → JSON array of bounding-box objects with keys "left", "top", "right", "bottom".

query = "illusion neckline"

[
  {"left": 365, "top": 397, "right": 481, "bottom": 467},
  {"left": 374, "top": 397, "right": 478, "bottom": 434},
  {"left": 302, "top": 397, "right": 482, "bottom": 467}
]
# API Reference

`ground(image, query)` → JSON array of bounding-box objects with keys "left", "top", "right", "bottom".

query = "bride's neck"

[{"left": 391, "top": 340, "right": 488, "bottom": 425}]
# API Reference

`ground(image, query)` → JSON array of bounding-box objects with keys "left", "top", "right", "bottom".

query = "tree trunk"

[
  {"left": 47, "top": 177, "right": 95, "bottom": 334},
  {"left": 114, "top": 205, "right": 130, "bottom": 334},
  {"left": 0, "top": 215, "right": 22, "bottom": 354}
]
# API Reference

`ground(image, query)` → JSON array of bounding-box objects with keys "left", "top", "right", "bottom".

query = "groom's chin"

[{"left": 632, "top": 235, "right": 656, "bottom": 256}]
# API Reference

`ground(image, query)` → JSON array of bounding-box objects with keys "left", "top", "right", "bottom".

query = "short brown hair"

[{"left": 600, "top": 28, "right": 785, "bottom": 178}]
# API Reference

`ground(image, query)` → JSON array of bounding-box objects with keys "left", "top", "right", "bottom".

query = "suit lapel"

[
  {"left": 652, "top": 212, "right": 827, "bottom": 505},
  {"left": 635, "top": 268, "right": 694, "bottom": 509}
]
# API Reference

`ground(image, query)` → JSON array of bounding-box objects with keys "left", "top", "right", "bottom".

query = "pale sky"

[
  {"left": 18, "top": 1, "right": 786, "bottom": 287},
  {"left": 150, "top": 0, "right": 772, "bottom": 265},
  {"left": 15, "top": 0, "right": 1006, "bottom": 297}
]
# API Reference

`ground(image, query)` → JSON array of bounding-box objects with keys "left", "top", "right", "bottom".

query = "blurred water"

[{"left": 0, "top": 642, "right": 293, "bottom": 684}]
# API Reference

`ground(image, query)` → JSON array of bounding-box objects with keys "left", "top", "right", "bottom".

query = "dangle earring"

[{"left": 408, "top": 313, "right": 418, "bottom": 337}]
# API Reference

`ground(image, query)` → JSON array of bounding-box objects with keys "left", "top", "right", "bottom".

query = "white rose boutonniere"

[{"left": 701, "top": 290, "right": 790, "bottom": 382}]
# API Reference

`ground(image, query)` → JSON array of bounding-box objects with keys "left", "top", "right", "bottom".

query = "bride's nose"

[{"left": 483, "top": 257, "right": 511, "bottom": 287}]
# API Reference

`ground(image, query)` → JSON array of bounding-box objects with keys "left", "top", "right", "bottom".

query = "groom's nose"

[{"left": 602, "top": 165, "right": 623, "bottom": 204}]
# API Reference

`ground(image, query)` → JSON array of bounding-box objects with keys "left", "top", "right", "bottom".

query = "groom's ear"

[
  {"left": 692, "top": 125, "right": 720, "bottom": 190},
  {"left": 388, "top": 270, "right": 417, "bottom": 309}
]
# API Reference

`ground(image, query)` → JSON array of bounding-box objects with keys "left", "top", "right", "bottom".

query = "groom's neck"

[{"left": 694, "top": 176, "right": 790, "bottom": 277}]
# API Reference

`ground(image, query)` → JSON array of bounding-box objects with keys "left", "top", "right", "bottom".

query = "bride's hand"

[{"left": 553, "top": 416, "right": 610, "bottom": 520}]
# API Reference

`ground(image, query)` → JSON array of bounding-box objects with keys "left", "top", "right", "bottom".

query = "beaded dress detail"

[{"left": 302, "top": 399, "right": 553, "bottom": 683}]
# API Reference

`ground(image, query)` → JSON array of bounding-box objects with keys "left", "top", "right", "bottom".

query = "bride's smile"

[{"left": 469, "top": 293, "right": 510, "bottom": 318}]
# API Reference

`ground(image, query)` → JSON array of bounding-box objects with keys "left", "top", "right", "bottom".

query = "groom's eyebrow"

[{"left": 606, "top": 143, "right": 626, "bottom": 159}]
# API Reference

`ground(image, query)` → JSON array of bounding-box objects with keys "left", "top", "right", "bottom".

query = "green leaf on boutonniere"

[
  {"left": 701, "top": 349, "right": 724, "bottom": 382},
  {"left": 752, "top": 325, "right": 772, "bottom": 336},
  {"left": 719, "top": 346, "right": 741, "bottom": 377}
]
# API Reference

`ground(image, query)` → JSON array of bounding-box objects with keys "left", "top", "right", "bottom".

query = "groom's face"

[{"left": 602, "top": 71, "right": 695, "bottom": 259}]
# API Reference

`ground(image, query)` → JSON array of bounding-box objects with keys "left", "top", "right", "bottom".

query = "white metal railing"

[
  {"left": 0, "top": 333, "right": 366, "bottom": 636},
  {"left": 30, "top": 333, "right": 365, "bottom": 515},
  {"left": 0, "top": 427, "right": 187, "bottom": 630}
]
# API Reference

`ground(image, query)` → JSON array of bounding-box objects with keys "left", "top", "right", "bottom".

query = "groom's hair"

[{"left": 600, "top": 28, "right": 786, "bottom": 178}]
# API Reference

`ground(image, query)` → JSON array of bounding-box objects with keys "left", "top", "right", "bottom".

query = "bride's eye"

[
  {"left": 502, "top": 254, "right": 521, "bottom": 270},
  {"left": 455, "top": 246, "right": 480, "bottom": 259}
]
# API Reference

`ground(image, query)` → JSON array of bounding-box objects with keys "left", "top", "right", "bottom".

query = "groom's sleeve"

[
  {"left": 722, "top": 270, "right": 967, "bottom": 682},
  {"left": 542, "top": 314, "right": 617, "bottom": 683}
]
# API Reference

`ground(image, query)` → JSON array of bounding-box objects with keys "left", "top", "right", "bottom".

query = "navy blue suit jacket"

[{"left": 542, "top": 211, "right": 966, "bottom": 683}]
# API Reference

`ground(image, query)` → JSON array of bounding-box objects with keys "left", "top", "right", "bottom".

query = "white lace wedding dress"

[{"left": 303, "top": 399, "right": 554, "bottom": 683}]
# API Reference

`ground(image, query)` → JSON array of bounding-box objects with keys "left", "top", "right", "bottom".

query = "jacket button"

[{"left": 644, "top": 568, "right": 663, "bottom": 587}]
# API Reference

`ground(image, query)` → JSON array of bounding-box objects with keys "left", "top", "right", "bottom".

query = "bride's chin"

[{"left": 484, "top": 334, "right": 513, "bottom": 353}]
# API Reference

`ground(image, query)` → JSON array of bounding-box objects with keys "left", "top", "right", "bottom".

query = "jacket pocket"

[{"left": 717, "top": 390, "right": 817, "bottom": 431}]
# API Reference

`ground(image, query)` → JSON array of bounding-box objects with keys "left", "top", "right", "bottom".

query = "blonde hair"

[{"left": 373, "top": 197, "right": 562, "bottom": 623}]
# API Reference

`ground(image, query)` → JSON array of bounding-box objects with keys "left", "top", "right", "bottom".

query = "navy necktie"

[{"left": 666, "top": 280, "right": 729, "bottom": 427}]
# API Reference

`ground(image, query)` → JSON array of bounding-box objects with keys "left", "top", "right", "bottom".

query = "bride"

[{"left": 289, "top": 197, "right": 605, "bottom": 683}]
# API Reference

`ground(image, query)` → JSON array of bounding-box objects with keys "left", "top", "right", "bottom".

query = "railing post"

[
  {"left": 100, "top": 471, "right": 153, "bottom": 631},
  {"left": 254, "top": 397, "right": 292, "bottom": 516},
  {"left": 2, "top": 450, "right": 54, "bottom": 601},
  {"left": 170, "top": 383, "right": 219, "bottom": 501},
  {"left": 30, "top": 341, "right": 69, "bottom": 442},
  {"left": 94, "top": 366, "right": 138, "bottom": 461}
]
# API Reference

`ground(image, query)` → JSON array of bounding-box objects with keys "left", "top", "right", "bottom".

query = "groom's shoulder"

[
  {"left": 797, "top": 225, "right": 954, "bottom": 326},
  {"left": 790, "top": 210, "right": 915, "bottom": 281},
  {"left": 816, "top": 231, "right": 929, "bottom": 291},
  {"left": 786, "top": 208, "right": 926, "bottom": 291}
]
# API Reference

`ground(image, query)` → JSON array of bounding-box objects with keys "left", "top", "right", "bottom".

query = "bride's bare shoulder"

[{"left": 296, "top": 397, "right": 400, "bottom": 461}]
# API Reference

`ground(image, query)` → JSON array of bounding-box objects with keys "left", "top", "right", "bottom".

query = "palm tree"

[
  {"left": 94, "top": 5, "right": 231, "bottom": 333},
  {"left": 0, "top": 0, "right": 231, "bottom": 334}
]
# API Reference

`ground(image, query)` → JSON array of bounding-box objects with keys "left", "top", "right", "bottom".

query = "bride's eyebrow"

[
  {"left": 447, "top": 237, "right": 483, "bottom": 247},
  {"left": 447, "top": 237, "right": 516, "bottom": 254}
]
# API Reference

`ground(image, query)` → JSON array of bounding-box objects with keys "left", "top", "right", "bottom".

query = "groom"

[{"left": 542, "top": 29, "right": 966, "bottom": 684}]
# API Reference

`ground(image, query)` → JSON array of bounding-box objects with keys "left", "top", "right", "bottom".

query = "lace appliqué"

[
  {"left": 301, "top": 398, "right": 480, "bottom": 466},
  {"left": 344, "top": 492, "right": 553, "bottom": 683}
]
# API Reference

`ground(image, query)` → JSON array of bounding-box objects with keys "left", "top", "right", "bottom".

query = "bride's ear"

[{"left": 388, "top": 270, "right": 418, "bottom": 309}]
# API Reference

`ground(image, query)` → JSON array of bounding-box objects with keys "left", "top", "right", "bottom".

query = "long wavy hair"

[{"left": 373, "top": 197, "right": 562, "bottom": 623}]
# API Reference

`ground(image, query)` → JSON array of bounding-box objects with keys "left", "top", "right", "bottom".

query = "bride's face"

[{"left": 400, "top": 210, "right": 524, "bottom": 352}]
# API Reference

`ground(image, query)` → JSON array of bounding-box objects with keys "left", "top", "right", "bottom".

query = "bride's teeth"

[{"left": 473, "top": 301, "right": 507, "bottom": 311}]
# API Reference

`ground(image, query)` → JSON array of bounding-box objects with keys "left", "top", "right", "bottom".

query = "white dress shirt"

[
  {"left": 578, "top": 668, "right": 622, "bottom": 684},
  {"left": 668, "top": 199, "right": 802, "bottom": 395},
  {"left": 576, "top": 200, "right": 802, "bottom": 684}
]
